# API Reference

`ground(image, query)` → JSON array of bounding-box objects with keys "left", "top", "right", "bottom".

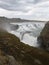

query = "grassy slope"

[{"left": 0, "top": 30, "right": 49, "bottom": 65}]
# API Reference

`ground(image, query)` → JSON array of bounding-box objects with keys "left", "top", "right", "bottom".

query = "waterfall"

[{"left": 9, "top": 22, "right": 46, "bottom": 47}]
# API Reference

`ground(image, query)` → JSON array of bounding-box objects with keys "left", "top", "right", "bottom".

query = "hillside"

[
  {"left": 0, "top": 17, "right": 45, "bottom": 23},
  {"left": 0, "top": 29, "right": 49, "bottom": 65}
]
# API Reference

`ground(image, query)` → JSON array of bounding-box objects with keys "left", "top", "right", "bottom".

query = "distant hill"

[{"left": 0, "top": 17, "right": 46, "bottom": 23}]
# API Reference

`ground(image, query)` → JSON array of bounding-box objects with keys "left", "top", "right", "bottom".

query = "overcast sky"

[{"left": 0, "top": 0, "right": 49, "bottom": 20}]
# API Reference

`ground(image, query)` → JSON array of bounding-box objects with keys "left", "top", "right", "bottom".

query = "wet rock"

[{"left": 10, "top": 24, "right": 19, "bottom": 31}]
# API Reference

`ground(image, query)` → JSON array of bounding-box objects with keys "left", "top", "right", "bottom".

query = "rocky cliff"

[
  {"left": 0, "top": 29, "right": 49, "bottom": 65},
  {"left": 37, "top": 21, "right": 49, "bottom": 51}
]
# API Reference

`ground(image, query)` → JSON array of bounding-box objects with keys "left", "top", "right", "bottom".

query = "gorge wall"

[{"left": 37, "top": 21, "right": 49, "bottom": 51}]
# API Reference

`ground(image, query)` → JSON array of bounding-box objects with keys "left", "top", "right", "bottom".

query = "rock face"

[
  {"left": 37, "top": 21, "right": 49, "bottom": 51},
  {"left": 10, "top": 24, "right": 19, "bottom": 31},
  {"left": 0, "top": 29, "right": 49, "bottom": 65}
]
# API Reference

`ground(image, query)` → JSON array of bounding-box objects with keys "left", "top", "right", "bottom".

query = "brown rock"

[{"left": 37, "top": 21, "right": 49, "bottom": 51}]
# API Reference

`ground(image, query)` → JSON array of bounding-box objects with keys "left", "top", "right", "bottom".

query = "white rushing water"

[{"left": 9, "top": 22, "right": 46, "bottom": 47}]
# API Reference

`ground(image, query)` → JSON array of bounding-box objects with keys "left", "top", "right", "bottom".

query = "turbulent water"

[{"left": 9, "top": 22, "right": 46, "bottom": 47}]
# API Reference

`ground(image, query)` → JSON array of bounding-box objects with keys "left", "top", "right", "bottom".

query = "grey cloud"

[
  {"left": 0, "top": 0, "right": 48, "bottom": 11},
  {"left": 0, "top": 0, "right": 30, "bottom": 12},
  {"left": 0, "top": 0, "right": 49, "bottom": 12}
]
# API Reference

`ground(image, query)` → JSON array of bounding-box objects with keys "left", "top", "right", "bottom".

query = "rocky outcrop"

[
  {"left": 0, "top": 29, "right": 49, "bottom": 65},
  {"left": 37, "top": 21, "right": 49, "bottom": 51}
]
